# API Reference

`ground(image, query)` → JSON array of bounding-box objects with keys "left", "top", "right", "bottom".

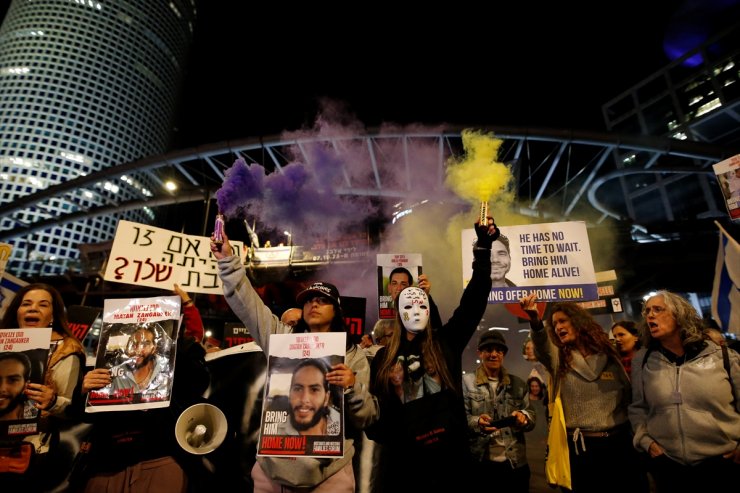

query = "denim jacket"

[{"left": 463, "top": 366, "right": 535, "bottom": 468}]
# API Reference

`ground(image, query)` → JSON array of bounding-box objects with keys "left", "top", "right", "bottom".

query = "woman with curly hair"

[
  {"left": 0, "top": 283, "right": 85, "bottom": 489},
  {"left": 629, "top": 290, "right": 740, "bottom": 492},
  {"left": 520, "top": 294, "right": 647, "bottom": 493}
]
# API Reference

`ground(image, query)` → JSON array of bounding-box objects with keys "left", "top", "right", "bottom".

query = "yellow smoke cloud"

[{"left": 445, "top": 129, "right": 514, "bottom": 205}]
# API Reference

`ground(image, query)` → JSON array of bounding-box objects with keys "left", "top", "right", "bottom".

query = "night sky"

[{"left": 173, "top": 1, "right": 712, "bottom": 147}]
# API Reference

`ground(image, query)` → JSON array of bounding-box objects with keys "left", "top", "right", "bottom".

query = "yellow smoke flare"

[{"left": 445, "top": 129, "right": 514, "bottom": 204}]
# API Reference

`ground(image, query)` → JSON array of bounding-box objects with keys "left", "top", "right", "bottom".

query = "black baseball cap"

[{"left": 296, "top": 282, "right": 341, "bottom": 306}]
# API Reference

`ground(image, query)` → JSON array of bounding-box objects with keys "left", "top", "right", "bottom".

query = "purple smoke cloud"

[{"left": 215, "top": 158, "right": 265, "bottom": 218}]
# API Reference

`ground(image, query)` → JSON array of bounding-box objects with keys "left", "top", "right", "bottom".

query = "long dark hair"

[
  {"left": 0, "top": 283, "right": 75, "bottom": 340},
  {"left": 372, "top": 316, "right": 456, "bottom": 399},
  {"left": 547, "top": 302, "right": 620, "bottom": 375}
]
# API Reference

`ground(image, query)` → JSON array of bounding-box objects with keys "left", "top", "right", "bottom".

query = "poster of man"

[
  {"left": 461, "top": 221, "right": 598, "bottom": 303},
  {"left": 0, "top": 327, "right": 51, "bottom": 436},
  {"left": 376, "top": 253, "right": 422, "bottom": 319},
  {"left": 258, "top": 332, "right": 346, "bottom": 458},
  {"left": 713, "top": 153, "right": 740, "bottom": 220},
  {"left": 85, "top": 296, "right": 179, "bottom": 412}
]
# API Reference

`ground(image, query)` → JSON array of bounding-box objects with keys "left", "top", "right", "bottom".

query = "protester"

[
  {"left": 463, "top": 330, "right": 534, "bottom": 492},
  {"left": 0, "top": 283, "right": 86, "bottom": 490},
  {"left": 280, "top": 308, "right": 302, "bottom": 328},
  {"left": 629, "top": 290, "right": 740, "bottom": 491},
  {"left": 212, "top": 230, "right": 377, "bottom": 493},
  {"left": 77, "top": 293, "right": 210, "bottom": 493},
  {"left": 610, "top": 320, "right": 641, "bottom": 377},
  {"left": 523, "top": 337, "right": 550, "bottom": 384},
  {"left": 174, "top": 283, "right": 204, "bottom": 342},
  {"left": 520, "top": 294, "right": 648, "bottom": 493},
  {"left": 367, "top": 217, "right": 496, "bottom": 492}
]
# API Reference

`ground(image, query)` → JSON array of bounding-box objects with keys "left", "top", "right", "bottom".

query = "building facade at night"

[{"left": 0, "top": 0, "right": 196, "bottom": 276}]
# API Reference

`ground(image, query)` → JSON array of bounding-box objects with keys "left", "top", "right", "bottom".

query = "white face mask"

[{"left": 398, "top": 287, "right": 429, "bottom": 333}]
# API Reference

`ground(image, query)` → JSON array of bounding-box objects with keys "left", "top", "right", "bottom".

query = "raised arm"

[
  {"left": 211, "top": 230, "right": 285, "bottom": 352},
  {"left": 441, "top": 218, "right": 496, "bottom": 352},
  {"left": 520, "top": 294, "right": 557, "bottom": 377}
]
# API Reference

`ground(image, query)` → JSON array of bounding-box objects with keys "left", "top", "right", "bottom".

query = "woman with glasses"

[
  {"left": 520, "top": 295, "right": 648, "bottom": 493},
  {"left": 629, "top": 290, "right": 740, "bottom": 491}
]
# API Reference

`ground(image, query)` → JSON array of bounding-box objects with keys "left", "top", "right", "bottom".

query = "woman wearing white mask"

[{"left": 367, "top": 219, "right": 496, "bottom": 492}]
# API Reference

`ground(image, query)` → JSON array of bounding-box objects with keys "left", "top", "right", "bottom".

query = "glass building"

[{"left": 0, "top": 0, "right": 196, "bottom": 276}]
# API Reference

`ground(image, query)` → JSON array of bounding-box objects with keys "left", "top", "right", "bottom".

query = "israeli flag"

[{"left": 712, "top": 222, "right": 740, "bottom": 335}]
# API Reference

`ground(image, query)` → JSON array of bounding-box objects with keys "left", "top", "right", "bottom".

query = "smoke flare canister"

[
  {"left": 214, "top": 214, "right": 225, "bottom": 245},
  {"left": 479, "top": 201, "right": 488, "bottom": 226}
]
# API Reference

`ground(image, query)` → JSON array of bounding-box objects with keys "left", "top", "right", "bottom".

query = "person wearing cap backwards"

[
  {"left": 463, "top": 330, "right": 535, "bottom": 492},
  {"left": 366, "top": 217, "right": 498, "bottom": 492},
  {"left": 211, "top": 231, "right": 377, "bottom": 493}
]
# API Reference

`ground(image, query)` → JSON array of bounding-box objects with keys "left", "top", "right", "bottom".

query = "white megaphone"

[{"left": 175, "top": 403, "right": 228, "bottom": 455}]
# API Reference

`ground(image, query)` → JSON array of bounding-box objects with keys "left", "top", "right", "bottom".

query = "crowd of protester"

[{"left": 1, "top": 216, "right": 738, "bottom": 493}]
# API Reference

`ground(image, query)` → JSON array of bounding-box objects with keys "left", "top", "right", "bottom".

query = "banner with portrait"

[
  {"left": 376, "top": 253, "right": 422, "bottom": 320},
  {"left": 712, "top": 153, "right": 740, "bottom": 220},
  {"left": 85, "top": 296, "right": 180, "bottom": 412},
  {"left": 461, "top": 221, "right": 598, "bottom": 303},
  {"left": 0, "top": 328, "right": 51, "bottom": 436},
  {"left": 257, "top": 332, "right": 346, "bottom": 458}
]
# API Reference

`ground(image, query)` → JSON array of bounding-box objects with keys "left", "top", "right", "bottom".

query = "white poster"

[
  {"left": 376, "top": 253, "right": 422, "bottom": 320},
  {"left": 257, "top": 332, "right": 346, "bottom": 458},
  {"left": 712, "top": 153, "right": 740, "bottom": 220},
  {"left": 103, "top": 220, "right": 244, "bottom": 294},
  {"left": 85, "top": 296, "right": 180, "bottom": 413},
  {"left": 461, "top": 221, "right": 598, "bottom": 303}
]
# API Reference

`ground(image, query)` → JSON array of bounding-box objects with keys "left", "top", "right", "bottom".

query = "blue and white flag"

[
  {"left": 0, "top": 271, "right": 29, "bottom": 320},
  {"left": 711, "top": 222, "right": 740, "bottom": 335}
]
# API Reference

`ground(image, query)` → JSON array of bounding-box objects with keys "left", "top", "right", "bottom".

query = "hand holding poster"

[
  {"left": 376, "top": 253, "right": 422, "bottom": 319},
  {"left": 103, "top": 220, "right": 245, "bottom": 294},
  {"left": 461, "top": 221, "right": 598, "bottom": 303},
  {"left": 257, "top": 332, "right": 346, "bottom": 458},
  {"left": 0, "top": 328, "right": 51, "bottom": 436},
  {"left": 85, "top": 296, "right": 180, "bottom": 412}
]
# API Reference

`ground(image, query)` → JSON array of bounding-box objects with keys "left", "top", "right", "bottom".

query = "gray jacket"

[
  {"left": 629, "top": 342, "right": 740, "bottom": 465},
  {"left": 463, "top": 365, "right": 535, "bottom": 468},
  {"left": 218, "top": 255, "right": 378, "bottom": 488}
]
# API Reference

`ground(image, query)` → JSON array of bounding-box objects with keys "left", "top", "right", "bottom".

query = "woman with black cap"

[{"left": 212, "top": 231, "right": 377, "bottom": 493}]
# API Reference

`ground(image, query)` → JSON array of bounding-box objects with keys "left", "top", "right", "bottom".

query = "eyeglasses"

[
  {"left": 642, "top": 305, "right": 667, "bottom": 317},
  {"left": 303, "top": 296, "right": 332, "bottom": 306}
]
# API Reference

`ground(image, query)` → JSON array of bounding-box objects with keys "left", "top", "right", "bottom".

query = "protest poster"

[
  {"left": 0, "top": 327, "right": 51, "bottom": 436},
  {"left": 85, "top": 296, "right": 179, "bottom": 412},
  {"left": 341, "top": 296, "right": 366, "bottom": 345},
  {"left": 461, "top": 221, "right": 598, "bottom": 303},
  {"left": 223, "top": 323, "right": 254, "bottom": 348},
  {"left": 257, "top": 332, "right": 346, "bottom": 458},
  {"left": 574, "top": 270, "right": 624, "bottom": 314},
  {"left": 67, "top": 305, "right": 102, "bottom": 343},
  {"left": 712, "top": 153, "right": 740, "bottom": 220},
  {"left": 103, "top": 220, "right": 245, "bottom": 294},
  {"left": 376, "top": 253, "right": 422, "bottom": 319}
]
